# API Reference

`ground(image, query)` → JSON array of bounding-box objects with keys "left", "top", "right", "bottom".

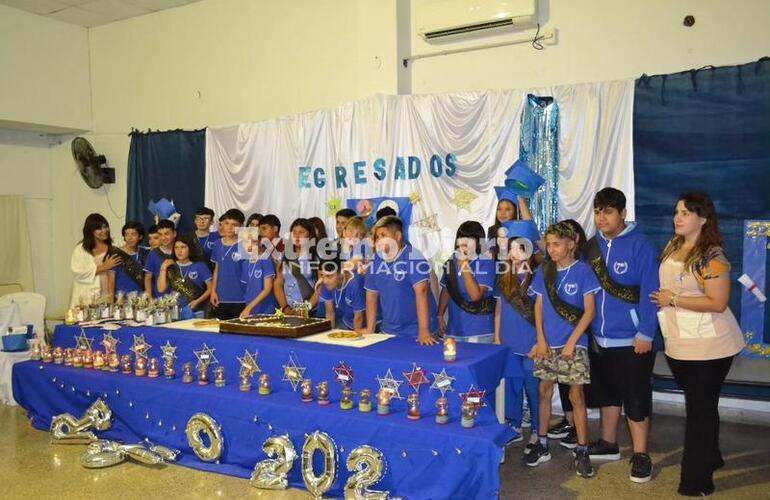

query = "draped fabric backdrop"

[
  {"left": 206, "top": 80, "right": 635, "bottom": 263},
  {"left": 126, "top": 129, "right": 206, "bottom": 236},
  {"left": 633, "top": 58, "right": 770, "bottom": 351}
]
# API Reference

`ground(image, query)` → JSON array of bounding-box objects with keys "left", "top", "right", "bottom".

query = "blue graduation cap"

[
  {"left": 147, "top": 198, "right": 181, "bottom": 226},
  {"left": 494, "top": 186, "right": 518, "bottom": 206},
  {"left": 504, "top": 159, "right": 545, "bottom": 198},
  {"left": 501, "top": 220, "right": 541, "bottom": 246}
]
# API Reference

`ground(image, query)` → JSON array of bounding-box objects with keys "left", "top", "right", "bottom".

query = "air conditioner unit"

[{"left": 416, "top": 0, "right": 539, "bottom": 43}]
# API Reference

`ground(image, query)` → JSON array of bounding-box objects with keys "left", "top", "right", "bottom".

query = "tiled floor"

[{"left": 2, "top": 404, "right": 768, "bottom": 499}]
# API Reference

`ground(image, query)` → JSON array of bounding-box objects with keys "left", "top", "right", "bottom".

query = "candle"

[
  {"left": 134, "top": 357, "right": 147, "bottom": 377},
  {"left": 317, "top": 381, "right": 330, "bottom": 406},
  {"left": 147, "top": 357, "right": 159, "bottom": 378},
  {"left": 407, "top": 393, "right": 421, "bottom": 420},
  {"left": 120, "top": 355, "right": 132, "bottom": 374},
  {"left": 340, "top": 387, "right": 354, "bottom": 410},
  {"left": 214, "top": 366, "right": 226, "bottom": 387},
  {"left": 444, "top": 337, "right": 457, "bottom": 362},
  {"left": 258, "top": 374, "right": 271, "bottom": 395},
  {"left": 301, "top": 379, "right": 314, "bottom": 402},
  {"left": 461, "top": 400, "right": 476, "bottom": 429},
  {"left": 358, "top": 389, "right": 372, "bottom": 413},
  {"left": 182, "top": 362, "right": 193, "bottom": 384},
  {"left": 377, "top": 388, "right": 392, "bottom": 416},
  {"left": 435, "top": 397, "right": 449, "bottom": 424}
]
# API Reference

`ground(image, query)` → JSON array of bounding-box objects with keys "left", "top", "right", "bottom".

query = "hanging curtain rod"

[{"left": 403, "top": 28, "right": 556, "bottom": 67}]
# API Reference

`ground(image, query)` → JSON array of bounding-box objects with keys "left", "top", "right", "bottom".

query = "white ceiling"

[{"left": 0, "top": 0, "right": 204, "bottom": 27}]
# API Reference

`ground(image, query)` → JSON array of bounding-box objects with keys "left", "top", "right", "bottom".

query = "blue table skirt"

[{"left": 12, "top": 325, "right": 513, "bottom": 499}]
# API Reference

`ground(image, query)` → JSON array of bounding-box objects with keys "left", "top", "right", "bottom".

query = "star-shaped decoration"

[
  {"left": 430, "top": 369, "right": 456, "bottom": 397},
  {"left": 75, "top": 328, "right": 94, "bottom": 351},
  {"left": 412, "top": 214, "right": 440, "bottom": 232},
  {"left": 193, "top": 343, "right": 218, "bottom": 369},
  {"left": 409, "top": 192, "right": 421, "bottom": 204},
  {"left": 129, "top": 334, "right": 152, "bottom": 360},
  {"left": 238, "top": 349, "right": 261, "bottom": 380},
  {"left": 376, "top": 368, "right": 404, "bottom": 400},
  {"left": 160, "top": 340, "right": 177, "bottom": 362},
  {"left": 459, "top": 384, "right": 487, "bottom": 412},
  {"left": 450, "top": 188, "right": 478, "bottom": 210},
  {"left": 326, "top": 197, "right": 343, "bottom": 217},
  {"left": 333, "top": 361, "right": 354, "bottom": 387},
  {"left": 282, "top": 352, "right": 306, "bottom": 391},
  {"left": 100, "top": 331, "right": 120, "bottom": 356},
  {"left": 403, "top": 363, "right": 430, "bottom": 393}
]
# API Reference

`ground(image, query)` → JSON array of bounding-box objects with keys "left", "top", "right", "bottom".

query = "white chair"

[{"left": 0, "top": 292, "right": 46, "bottom": 342}]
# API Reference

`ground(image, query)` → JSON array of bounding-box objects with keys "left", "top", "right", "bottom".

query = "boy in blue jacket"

[{"left": 584, "top": 188, "right": 659, "bottom": 484}]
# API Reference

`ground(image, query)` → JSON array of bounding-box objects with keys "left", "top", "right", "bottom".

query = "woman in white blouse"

[{"left": 70, "top": 213, "right": 121, "bottom": 307}]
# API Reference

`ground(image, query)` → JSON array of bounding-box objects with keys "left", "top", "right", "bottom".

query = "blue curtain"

[
  {"left": 126, "top": 129, "right": 207, "bottom": 236},
  {"left": 633, "top": 58, "right": 770, "bottom": 343}
]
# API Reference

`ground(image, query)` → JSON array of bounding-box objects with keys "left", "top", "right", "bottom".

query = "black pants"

[
  {"left": 666, "top": 355, "right": 734, "bottom": 492},
  {"left": 558, "top": 383, "right": 573, "bottom": 413},
  {"left": 212, "top": 302, "right": 245, "bottom": 320}
]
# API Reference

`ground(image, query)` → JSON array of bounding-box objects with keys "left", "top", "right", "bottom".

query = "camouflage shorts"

[{"left": 533, "top": 347, "right": 591, "bottom": 385}]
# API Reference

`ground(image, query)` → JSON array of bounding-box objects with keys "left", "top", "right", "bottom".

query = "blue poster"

[{"left": 740, "top": 220, "right": 770, "bottom": 358}]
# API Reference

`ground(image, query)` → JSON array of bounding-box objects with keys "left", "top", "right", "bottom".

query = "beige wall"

[
  {"left": 409, "top": 0, "right": 770, "bottom": 94},
  {"left": 0, "top": 4, "right": 91, "bottom": 132},
  {"left": 2, "top": 0, "right": 770, "bottom": 315}
]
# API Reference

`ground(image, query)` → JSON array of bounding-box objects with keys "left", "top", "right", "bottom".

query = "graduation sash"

[
  {"left": 543, "top": 260, "right": 601, "bottom": 354},
  {"left": 166, "top": 264, "right": 205, "bottom": 304},
  {"left": 284, "top": 258, "right": 316, "bottom": 301},
  {"left": 585, "top": 237, "right": 640, "bottom": 304},
  {"left": 443, "top": 259, "right": 496, "bottom": 315},
  {"left": 496, "top": 275, "right": 536, "bottom": 326},
  {"left": 109, "top": 247, "right": 146, "bottom": 289}
]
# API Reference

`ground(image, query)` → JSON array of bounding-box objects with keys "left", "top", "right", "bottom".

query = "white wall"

[
  {"left": 0, "top": 4, "right": 91, "bottom": 132},
  {"left": 409, "top": 0, "right": 770, "bottom": 94}
]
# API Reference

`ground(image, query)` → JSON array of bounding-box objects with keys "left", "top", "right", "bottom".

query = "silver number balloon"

[
  {"left": 250, "top": 434, "right": 297, "bottom": 490},
  {"left": 80, "top": 439, "right": 178, "bottom": 469},
  {"left": 185, "top": 413, "right": 224, "bottom": 462},
  {"left": 301, "top": 431, "right": 338, "bottom": 499},
  {"left": 50, "top": 399, "right": 113, "bottom": 444},
  {"left": 344, "top": 445, "right": 389, "bottom": 500}
]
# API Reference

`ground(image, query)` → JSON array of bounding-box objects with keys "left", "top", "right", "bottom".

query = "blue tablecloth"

[{"left": 13, "top": 324, "right": 513, "bottom": 499}]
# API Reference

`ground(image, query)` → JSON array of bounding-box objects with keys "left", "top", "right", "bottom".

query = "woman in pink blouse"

[{"left": 651, "top": 192, "right": 745, "bottom": 497}]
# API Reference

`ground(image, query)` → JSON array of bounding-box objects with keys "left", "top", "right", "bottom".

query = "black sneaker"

[
  {"left": 525, "top": 441, "right": 551, "bottom": 467},
  {"left": 559, "top": 427, "right": 578, "bottom": 449},
  {"left": 574, "top": 448, "right": 596, "bottom": 478},
  {"left": 547, "top": 418, "right": 572, "bottom": 439},
  {"left": 629, "top": 453, "right": 652, "bottom": 483},
  {"left": 524, "top": 440, "right": 536, "bottom": 455},
  {"left": 677, "top": 483, "right": 715, "bottom": 497},
  {"left": 587, "top": 439, "right": 621, "bottom": 461}
]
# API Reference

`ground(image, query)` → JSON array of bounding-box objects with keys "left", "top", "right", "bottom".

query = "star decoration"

[
  {"left": 409, "top": 192, "right": 421, "bottom": 204},
  {"left": 450, "top": 188, "right": 478, "bottom": 210},
  {"left": 403, "top": 363, "right": 430, "bottom": 393},
  {"left": 193, "top": 343, "right": 218, "bottom": 369},
  {"left": 282, "top": 352, "right": 306, "bottom": 391},
  {"left": 238, "top": 349, "right": 261, "bottom": 379},
  {"left": 376, "top": 368, "right": 404, "bottom": 400},
  {"left": 333, "top": 361, "right": 354, "bottom": 387},
  {"left": 75, "top": 329, "right": 94, "bottom": 351},
  {"left": 160, "top": 340, "right": 177, "bottom": 362},
  {"left": 412, "top": 214, "right": 440, "bottom": 232},
  {"left": 430, "top": 369, "right": 456, "bottom": 397},
  {"left": 129, "top": 334, "right": 152, "bottom": 360},
  {"left": 326, "top": 197, "right": 343, "bottom": 217},
  {"left": 459, "top": 384, "right": 487, "bottom": 412},
  {"left": 100, "top": 331, "right": 120, "bottom": 355}
]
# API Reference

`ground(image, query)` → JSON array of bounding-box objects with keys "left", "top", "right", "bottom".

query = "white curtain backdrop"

[{"left": 205, "top": 79, "right": 634, "bottom": 262}]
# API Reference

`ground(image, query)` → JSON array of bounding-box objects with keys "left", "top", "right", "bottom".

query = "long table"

[{"left": 13, "top": 324, "right": 513, "bottom": 499}]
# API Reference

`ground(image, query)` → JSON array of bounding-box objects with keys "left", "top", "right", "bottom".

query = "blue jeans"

[{"left": 505, "top": 354, "right": 539, "bottom": 433}]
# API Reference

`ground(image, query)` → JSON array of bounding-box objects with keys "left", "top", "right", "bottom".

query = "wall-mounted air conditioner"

[{"left": 416, "top": 0, "right": 539, "bottom": 43}]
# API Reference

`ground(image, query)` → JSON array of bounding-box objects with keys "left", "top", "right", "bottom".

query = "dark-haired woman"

[
  {"left": 438, "top": 221, "right": 496, "bottom": 343},
  {"left": 70, "top": 213, "right": 121, "bottom": 307},
  {"left": 651, "top": 192, "right": 745, "bottom": 497}
]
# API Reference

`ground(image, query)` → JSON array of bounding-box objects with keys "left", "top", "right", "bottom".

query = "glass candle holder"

[
  {"left": 182, "top": 362, "right": 193, "bottom": 384},
  {"left": 258, "top": 374, "right": 271, "bottom": 395},
  {"left": 301, "top": 379, "right": 314, "bottom": 402},
  {"left": 443, "top": 337, "right": 457, "bottom": 362},
  {"left": 435, "top": 397, "right": 449, "bottom": 424},
  {"left": 120, "top": 354, "right": 132, "bottom": 374},
  {"left": 317, "top": 381, "right": 330, "bottom": 405},
  {"left": 340, "top": 387, "right": 354, "bottom": 410},
  {"left": 461, "top": 400, "right": 476, "bottom": 429},
  {"left": 358, "top": 389, "right": 372, "bottom": 413},
  {"left": 407, "top": 393, "right": 420, "bottom": 420},
  {"left": 214, "top": 366, "right": 226, "bottom": 388},
  {"left": 147, "top": 357, "right": 159, "bottom": 378}
]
